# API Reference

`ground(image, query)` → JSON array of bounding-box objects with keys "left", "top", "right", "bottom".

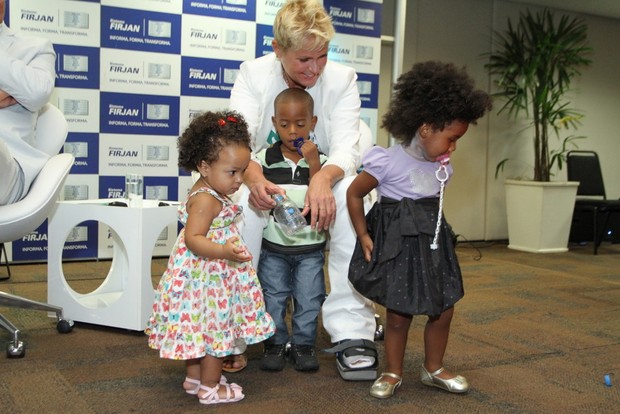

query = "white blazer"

[{"left": 229, "top": 52, "right": 362, "bottom": 177}]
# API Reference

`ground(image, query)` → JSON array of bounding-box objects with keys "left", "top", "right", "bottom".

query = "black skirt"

[{"left": 348, "top": 197, "right": 464, "bottom": 317}]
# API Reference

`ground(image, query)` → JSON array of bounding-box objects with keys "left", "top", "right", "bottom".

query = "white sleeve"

[
  {"left": 318, "top": 65, "right": 361, "bottom": 177},
  {"left": 229, "top": 59, "right": 261, "bottom": 151},
  {"left": 0, "top": 36, "right": 56, "bottom": 112}
]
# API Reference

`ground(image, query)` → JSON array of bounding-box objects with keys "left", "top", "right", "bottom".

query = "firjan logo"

[
  {"left": 108, "top": 186, "right": 124, "bottom": 198},
  {"left": 21, "top": 231, "right": 47, "bottom": 242},
  {"left": 189, "top": 68, "right": 217, "bottom": 80},
  {"left": 108, "top": 147, "right": 139, "bottom": 157},
  {"left": 329, "top": 44, "right": 351, "bottom": 56},
  {"left": 20, "top": 11, "right": 54, "bottom": 23},
  {"left": 110, "top": 63, "right": 140, "bottom": 74},
  {"left": 108, "top": 105, "right": 139, "bottom": 117},
  {"left": 262, "top": 34, "right": 274, "bottom": 46},
  {"left": 329, "top": 7, "right": 352, "bottom": 19},
  {"left": 190, "top": 29, "right": 218, "bottom": 40},
  {"left": 109, "top": 19, "right": 141, "bottom": 32}
]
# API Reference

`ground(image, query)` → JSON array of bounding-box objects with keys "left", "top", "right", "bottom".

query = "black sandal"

[{"left": 324, "top": 339, "right": 378, "bottom": 381}]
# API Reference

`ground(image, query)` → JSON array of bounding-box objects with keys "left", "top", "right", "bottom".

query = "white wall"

[{"left": 380, "top": 0, "right": 620, "bottom": 241}]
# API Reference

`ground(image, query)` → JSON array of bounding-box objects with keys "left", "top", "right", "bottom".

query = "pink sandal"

[
  {"left": 198, "top": 383, "right": 244, "bottom": 405},
  {"left": 183, "top": 375, "right": 227, "bottom": 395}
]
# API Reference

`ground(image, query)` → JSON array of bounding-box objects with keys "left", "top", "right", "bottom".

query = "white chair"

[{"left": 0, "top": 103, "right": 75, "bottom": 358}]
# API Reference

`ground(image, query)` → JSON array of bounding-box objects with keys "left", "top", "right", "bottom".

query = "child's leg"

[
  {"left": 200, "top": 355, "right": 224, "bottom": 387},
  {"left": 257, "top": 250, "right": 293, "bottom": 345},
  {"left": 183, "top": 359, "right": 201, "bottom": 393},
  {"left": 185, "top": 358, "right": 227, "bottom": 394},
  {"left": 421, "top": 306, "right": 468, "bottom": 393},
  {"left": 423, "top": 306, "right": 456, "bottom": 377},
  {"left": 197, "top": 355, "right": 244, "bottom": 404},
  {"left": 289, "top": 251, "right": 325, "bottom": 371},
  {"left": 291, "top": 250, "right": 325, "bottom": 346},
  {"left": 382, "top": 309, "right": 413, "bottom": 383},
  {"left": 186, "top": 359, "right": 200, "bottom": 378}
]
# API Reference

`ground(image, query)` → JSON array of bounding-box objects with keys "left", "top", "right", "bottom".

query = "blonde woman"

[{"left": 229, "top": 0, "right": 377, "bottom": 380}]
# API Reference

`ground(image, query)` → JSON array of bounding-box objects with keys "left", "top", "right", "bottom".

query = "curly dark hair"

[
  {"left": 382, "top": 61, "right": 492, "bottom": 145},
  {"left": 177, "top": 110, "right": 251, "bottom": 173}
]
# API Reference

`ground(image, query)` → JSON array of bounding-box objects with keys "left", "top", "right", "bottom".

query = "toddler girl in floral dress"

[{"left": 146, "top": 110, "right": 275, "bottom": 406}]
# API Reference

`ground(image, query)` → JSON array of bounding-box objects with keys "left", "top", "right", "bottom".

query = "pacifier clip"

[{"left": 430, "top": 154, "right": 450, "bottom": 250}]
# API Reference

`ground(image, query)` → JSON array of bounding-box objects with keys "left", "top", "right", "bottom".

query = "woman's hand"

[
  {"left": 248, "top": 179, "right": 282, "bottom": 211},
  {"left": 245, "top": 160, "right": 282, "bottom": 211},
  {"left": 303, "top": 169, "right": 336, "bottom": 231},
  {"left": 0, "top": 94, "right": 17, "bottom": 109}
]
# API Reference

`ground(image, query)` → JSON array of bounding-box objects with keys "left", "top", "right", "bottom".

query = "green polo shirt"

[{"left": 256, "top": 142, "right": 328, "bottom": 254}]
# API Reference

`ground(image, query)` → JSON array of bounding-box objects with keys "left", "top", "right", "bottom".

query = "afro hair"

[{"left": 382, "top": 61, "right": 492, "bottom": 145}]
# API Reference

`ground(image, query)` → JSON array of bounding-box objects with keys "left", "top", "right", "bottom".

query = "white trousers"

[
  {"left": 236, "top": 176, "right": 376, "bottom": 344},
  {"left": 0, "top": 139, "right": 24, "bottom": 206}
]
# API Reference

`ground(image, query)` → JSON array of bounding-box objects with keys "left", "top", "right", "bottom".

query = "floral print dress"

[{"left": 146, "top": 187, "right": 275, "bottom": 360}]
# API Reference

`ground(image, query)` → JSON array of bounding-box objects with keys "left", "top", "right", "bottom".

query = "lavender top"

[{"left": 362, "top": 144, "right": 453, "bottom": 201}]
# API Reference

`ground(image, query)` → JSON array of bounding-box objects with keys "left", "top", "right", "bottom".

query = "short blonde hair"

[{"left": 273, "top": 0, "right": 335, "bottom": 51}]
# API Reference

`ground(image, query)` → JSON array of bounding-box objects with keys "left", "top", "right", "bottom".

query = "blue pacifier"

[{"left": 293, "top": 137, "right": 305, "bottom": 155}]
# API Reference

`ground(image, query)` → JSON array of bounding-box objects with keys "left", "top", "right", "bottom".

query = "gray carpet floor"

[{"left": 0, "top": 241, "right": 619, "bottom": 413}]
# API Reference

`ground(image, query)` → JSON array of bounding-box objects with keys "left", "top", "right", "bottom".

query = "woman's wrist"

[
  {"left": 322, "top": 165, "right": 344, "bottom": 187},
  {"left": 243, "top": 160, "right": 265, "bottom": 188}
]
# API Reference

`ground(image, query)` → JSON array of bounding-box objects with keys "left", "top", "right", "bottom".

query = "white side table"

[{"left": 47, "top": 199, "right": 178, "bottom": 331}]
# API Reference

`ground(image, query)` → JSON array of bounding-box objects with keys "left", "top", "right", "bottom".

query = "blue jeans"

[{"left": 257, "top": 248, "right": 325, "bottom": 346}]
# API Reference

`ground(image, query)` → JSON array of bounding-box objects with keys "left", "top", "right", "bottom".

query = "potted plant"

[{"left": 484, "top": 8, "right": 592, "bottom": 252}]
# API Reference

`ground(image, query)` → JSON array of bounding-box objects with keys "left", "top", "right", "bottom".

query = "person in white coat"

[
  {"left": 228, "top": 0, "right": 378, "bottom": 380},
  {"left": 0, "top": 0, "right": 56, "bottom": 206}
]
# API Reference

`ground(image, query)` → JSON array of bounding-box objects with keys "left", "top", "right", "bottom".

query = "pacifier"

[
  {"left": 435, "top": 153, "right": 450, "bottom": 182},
  {"left": 293, "top": 137, "right": 305, "bottom": 155},
  {"left": 436, "top": 153, "right": 450, "bottom": 165}
]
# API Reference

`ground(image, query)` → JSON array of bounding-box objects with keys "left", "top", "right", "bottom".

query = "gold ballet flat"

[
  {"left": 420, "top": 365, "right": 469, "bottom": 393},
  {"left": 369, "top": 372, "right": 402, "bottom": 399}
]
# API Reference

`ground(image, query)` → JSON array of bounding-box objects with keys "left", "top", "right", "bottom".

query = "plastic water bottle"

[{"left": 272, "top": 194, "right": 307, "bottom": 236}]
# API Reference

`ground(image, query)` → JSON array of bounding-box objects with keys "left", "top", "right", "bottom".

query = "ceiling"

[{"left": 511, "top": 0, "right": 620, "bottom": 20}]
